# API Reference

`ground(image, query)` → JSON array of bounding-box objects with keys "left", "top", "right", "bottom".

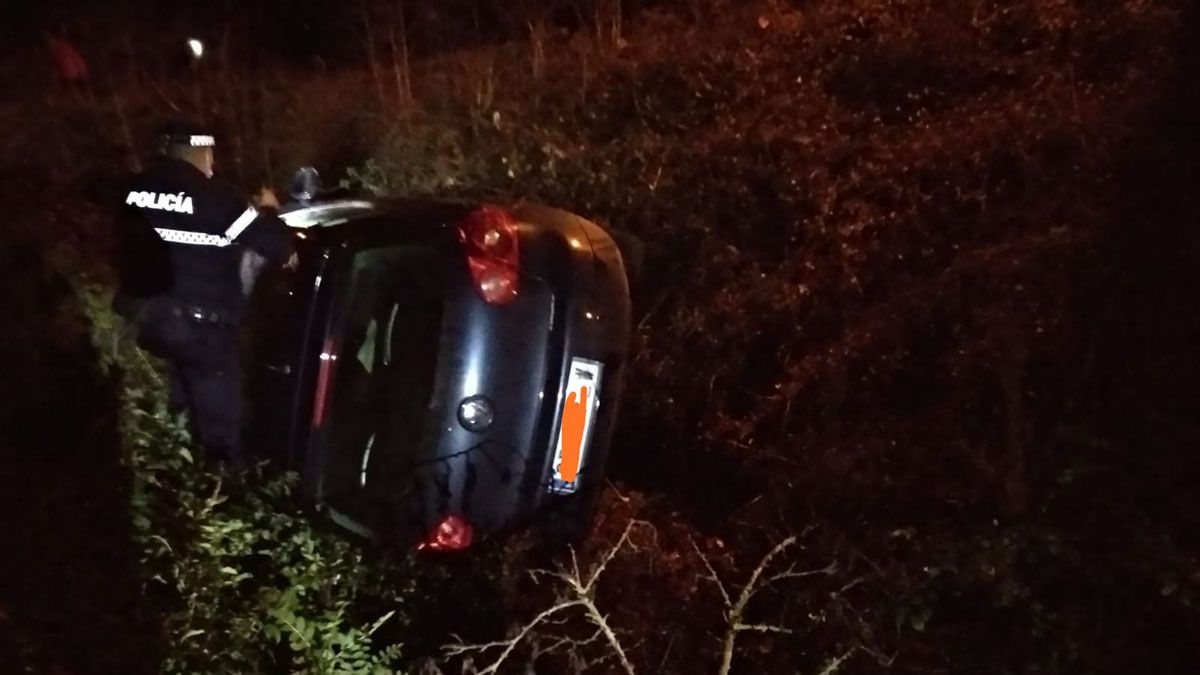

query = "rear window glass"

[{"left": 321, "top": 245, "right": 446, "bottom": 507}]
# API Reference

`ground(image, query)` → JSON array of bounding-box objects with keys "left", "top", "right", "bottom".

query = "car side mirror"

[{"left": 289, "top": 167, "right": 321, "bottom": 205}]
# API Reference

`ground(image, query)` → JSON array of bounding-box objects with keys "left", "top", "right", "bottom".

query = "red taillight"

[
  {"left": 457, "top": 205, "right": 519, "bottom": 305},
  {"left": 416, "top": 514, "right": 475, "bottom": 552}
]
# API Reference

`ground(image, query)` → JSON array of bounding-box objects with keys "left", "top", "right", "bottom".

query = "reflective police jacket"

[{"left": 113, "top": 157, "right": 292, "bottom": 322}]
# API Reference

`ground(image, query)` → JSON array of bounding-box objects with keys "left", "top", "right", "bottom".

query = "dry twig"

[
  {"left": 693, "top": 534, "right": 838, "bottom": 675},
  {"left": 444, "top": 520, "right": 649, "bottom": 675}
]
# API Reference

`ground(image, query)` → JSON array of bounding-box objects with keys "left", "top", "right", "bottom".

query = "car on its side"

[{"left": 244, "top": 193, "right": 632, "bottom": 551}]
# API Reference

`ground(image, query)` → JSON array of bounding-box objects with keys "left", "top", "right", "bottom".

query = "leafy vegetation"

[{"left": 83, "top": 288, "right": 410, "bottom": 674}]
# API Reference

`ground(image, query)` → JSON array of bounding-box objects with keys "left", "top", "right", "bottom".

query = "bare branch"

[
  {"left": 570, "top": 546, "right": 583, "bottom": 588},
  {"left": 733, "top": 623, "right": 792, "bottom": 635},
  {"left": 443, "top": 519, "right": 647, "bottom": 674},
  {"left": 577, "top": 599, "right": 635, "bottom": 675},
  {"left": 442, "top": 599, "right": 586, "bottom": 674},
  {"left": 733, "top": 535, "right": 797, "bottom": 615},
  {"left": 834, "top": 575, "right": 868, "bottom": 596},
  {"left": 815, "top": 649, "right": 856, "bottom": 675},
  {"left": 762, "top": 560, "right": 839, "bottom": 589},
  {"left": 709, "top": 534, "right": 838, "bottom": 675},
  {"left": 691, "top": 537, "right": 732, "bottom": 609},
  {"left": 583, "top": 519, "right": 648, "bottom": 593}
]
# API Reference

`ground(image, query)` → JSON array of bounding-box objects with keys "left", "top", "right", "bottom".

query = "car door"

[{"left": 243, "top": 235, "right": 326, "bottom": 467}]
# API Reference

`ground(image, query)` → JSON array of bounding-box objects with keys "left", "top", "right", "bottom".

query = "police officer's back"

[{"left": 113, "top": 122, "right": 292, "bottom": 469}]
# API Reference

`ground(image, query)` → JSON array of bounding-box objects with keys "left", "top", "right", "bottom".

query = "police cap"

[{"left": 157, "top": 121, "right": 216, "bottom": 152}]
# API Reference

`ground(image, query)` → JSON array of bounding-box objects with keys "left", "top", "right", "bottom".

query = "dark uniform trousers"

[{"left": 136, "top": 299, "right": 244, "bottom": 467}]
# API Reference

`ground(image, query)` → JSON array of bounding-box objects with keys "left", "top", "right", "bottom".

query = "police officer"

[{"left": 113, "top": 121, "right": 293, "bottom": 471}]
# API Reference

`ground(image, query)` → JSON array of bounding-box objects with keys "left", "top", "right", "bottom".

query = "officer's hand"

[
  {"left": 284, "top": 252, "right": 299, "bottom": 270},
  {"left": 254, "top": 186, "right": 281, "bottom": 210}
]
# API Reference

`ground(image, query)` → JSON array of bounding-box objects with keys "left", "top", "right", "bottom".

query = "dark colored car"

[{"left": 244, "top": 196, "right": 632, "bottom": 551}]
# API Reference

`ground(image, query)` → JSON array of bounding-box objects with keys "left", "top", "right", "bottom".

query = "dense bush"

[
  {"left": 339, "top": 2, "right": 1200, "bottom": 672},
  {"left": 82, "top": 289, "right": 411, "bottom": 675}
]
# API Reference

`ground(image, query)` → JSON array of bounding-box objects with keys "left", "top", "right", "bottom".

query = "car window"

[{"left": 321, "top": 245, "right": 447, "bottom": 507}]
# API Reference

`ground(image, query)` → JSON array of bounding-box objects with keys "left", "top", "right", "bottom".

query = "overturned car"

[{"left": 244, "top": 191, "right": 632, "bottom": 551}]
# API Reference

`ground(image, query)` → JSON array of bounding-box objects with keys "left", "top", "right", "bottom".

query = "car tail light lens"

[
  {"left": 457, "top": 205, "right": 519, "bottom": 305},
  {"left": 417, "top": 514, "right": 474, "bottom": 552}
]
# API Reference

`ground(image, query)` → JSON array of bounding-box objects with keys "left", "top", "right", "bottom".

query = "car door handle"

[{"left": 263, "top": 363, "right": 292, "bottom": 375}]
